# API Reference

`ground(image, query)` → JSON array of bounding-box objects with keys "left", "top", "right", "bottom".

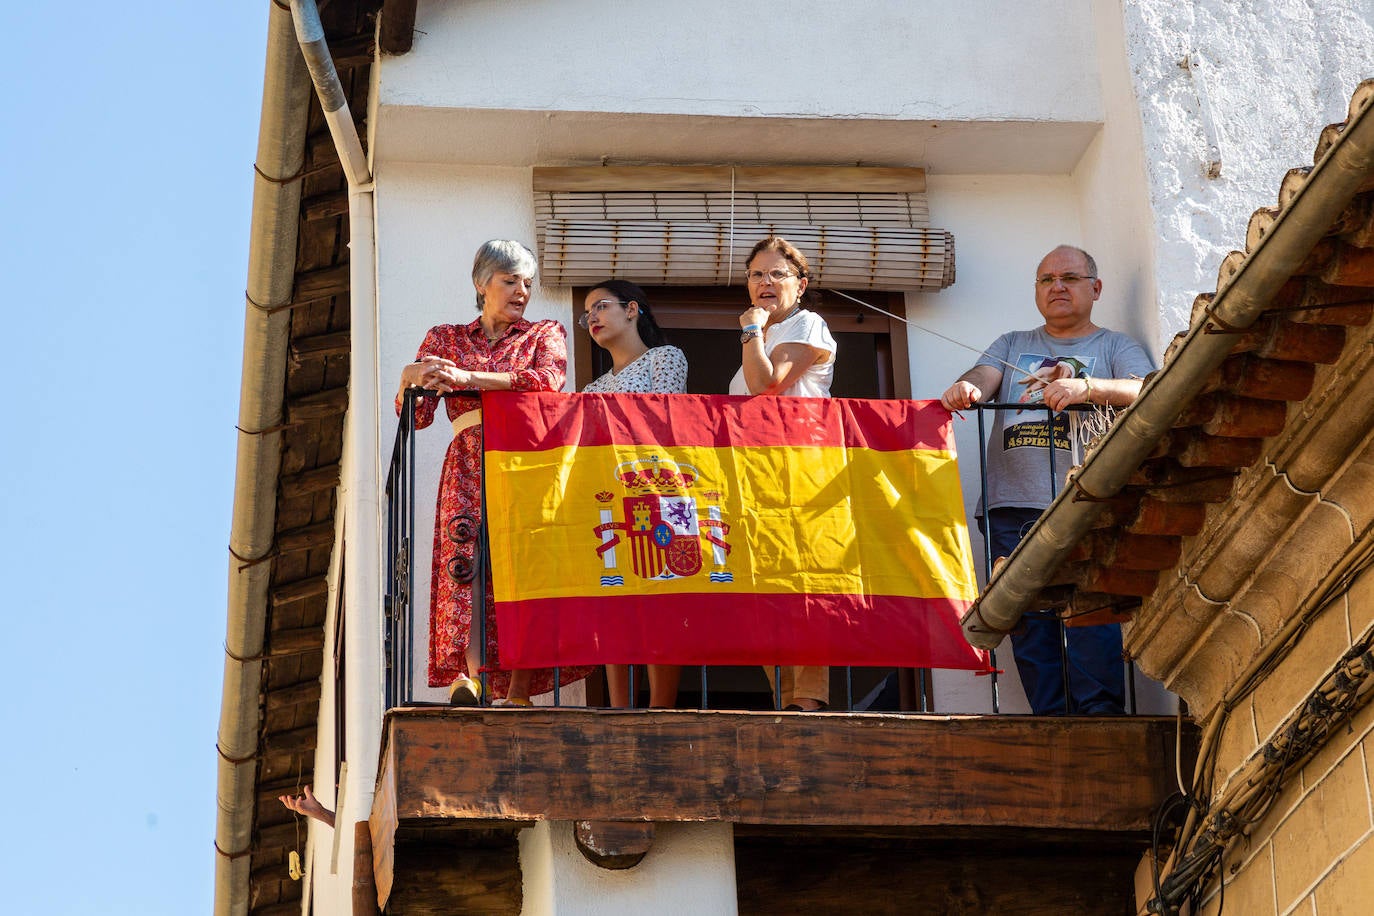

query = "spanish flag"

[{"left": 483, "top": 391, "right": 990, "bottom": 672}]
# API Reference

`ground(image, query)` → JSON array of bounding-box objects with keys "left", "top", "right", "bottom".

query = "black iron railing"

[
  {"left": 384, "top": 390, "right": 1136, "bottom": 714},
  {"left": 383, "top": 389, "right": 417, "bottom": 711}
]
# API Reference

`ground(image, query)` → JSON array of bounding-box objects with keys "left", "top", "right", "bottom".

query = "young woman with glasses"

[
  {"left": 580, "top": 279, "right": 687, "bottom": 397},
  {"left": 580, "top": 279, "right": 688, "bottom": 708}
]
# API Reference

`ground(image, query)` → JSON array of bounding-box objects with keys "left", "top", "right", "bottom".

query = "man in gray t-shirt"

[{"left": 940, "top": 245, "right": 1156, "bottom": 715}]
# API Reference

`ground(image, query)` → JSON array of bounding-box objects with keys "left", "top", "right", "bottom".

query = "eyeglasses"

[
  {"left": 745, "top": 268, "right": 798, "bottom": 284},
  {"left": 578, "top": 298, "right": 626, "bottom": 329},
  {"left": 1036, "top": 273, "right": 1097, "bottom": 287}
]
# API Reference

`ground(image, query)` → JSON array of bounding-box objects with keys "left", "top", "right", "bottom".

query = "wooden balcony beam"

[
  {"left": 370, "top": 709, "right": 1193, "bottom": 913},
  {"left": 372, "top": 709, "right": 1186, "bottom": 835}
]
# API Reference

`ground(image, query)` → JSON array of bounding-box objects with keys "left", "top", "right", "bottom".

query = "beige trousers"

[{"left": 764, "top": 666, "right": 830, "bottom": 707}]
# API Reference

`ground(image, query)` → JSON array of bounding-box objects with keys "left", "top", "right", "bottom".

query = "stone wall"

[{"left": 1137, "top": 564, "right": 1374, "bottom": 914}]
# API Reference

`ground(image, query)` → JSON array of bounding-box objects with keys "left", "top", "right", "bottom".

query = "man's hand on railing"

[
  {"left": 940, "top": 380, "right": 983, "bottom": 412},
  {"left": 1037, "top": 377, "right": 1093, "bottom": 412},
  {"left": 941, "top": 365, "right": 1003, "bottom": 412}
]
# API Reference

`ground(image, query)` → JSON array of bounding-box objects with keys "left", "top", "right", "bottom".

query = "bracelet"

[
  {"left": 1083, "top": 376, "right": 1094, "bottom": 403},
  {"left": 742, "top": 323, "right": 760, "bottom": 332},
  {"left": 740, "top": 330, "right": 760, "bottom": 343}
]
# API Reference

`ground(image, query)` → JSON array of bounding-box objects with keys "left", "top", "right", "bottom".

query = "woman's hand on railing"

[{"left": 398, "top": 356, "right": 459, "bottom": 399}]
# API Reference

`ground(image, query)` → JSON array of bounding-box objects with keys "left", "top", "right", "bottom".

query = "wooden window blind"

[{"left": 533, "top": 167, "right": 955, "bottom": 291}]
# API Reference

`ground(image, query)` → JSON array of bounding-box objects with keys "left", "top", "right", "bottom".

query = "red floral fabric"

[{"left": 399, "top": 317, "right": 594, "bottom": 696}]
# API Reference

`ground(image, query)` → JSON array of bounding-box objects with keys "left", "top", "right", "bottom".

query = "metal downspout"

[
  {"left": 214, "top": 4, "right": 312, "bottom": 915},
  {"left": 289, "top": 0, "right": 384, "bottom": 900},
  {"left": 290, "top": 0, "right": 370, "bottom": 188},
  {"left": 962, "top": 94, "right": 1374, "bottom": 650}
]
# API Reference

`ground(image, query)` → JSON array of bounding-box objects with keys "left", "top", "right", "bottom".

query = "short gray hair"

[
  {"left": 472, "top": 239, "right": 538, "bottom": 309},
  {"left": 1044, "top": 244, "right": 1098, "bottom": 279}
]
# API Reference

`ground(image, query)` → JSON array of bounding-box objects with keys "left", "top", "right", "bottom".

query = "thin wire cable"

[
  {"left": 727, "top": 167, "right": 736, "bottom": 283},
  {"left": 824, "top": 287, "right": 1030, "bottom": 380},
  {"left": 1175, "top": 701, "right": 1189, "bottom": 797}
]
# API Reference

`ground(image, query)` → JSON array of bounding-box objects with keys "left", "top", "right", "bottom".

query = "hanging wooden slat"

[
  {"left": 533, "top": 166, "right": 927, "bottom": 194},
  {"left": 531, "top": 166, "right": 954, "bottom": 292},
  {"left": 540, "top": 221, "right": 955, "bottom": 291},
  {"left": 535, "top": 191, "right": 929, "bottom": 227}
]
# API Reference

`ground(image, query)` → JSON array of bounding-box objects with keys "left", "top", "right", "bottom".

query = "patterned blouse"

[{"left": 583, "top": 345, "right": 689, "bottom": 393}]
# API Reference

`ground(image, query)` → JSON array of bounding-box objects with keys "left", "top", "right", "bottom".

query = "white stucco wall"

[
  {"left": 371, "top": 0, "right": 1104, "bottom": 174},
  {"left": 1119, "top": 0, "right": 1374, "bottom": 346},
  {"left": 358, "top": 1, "right": 1374, "bottom": 715},
  {"left": 1076, "top": 0, "right": 1161, "bottom": 353},
  {"left": 387, "top": 0, "right": 1099, "bottom": 122},
  {"left": 521, "top": 822, "right": 737, "bottom": 916}
]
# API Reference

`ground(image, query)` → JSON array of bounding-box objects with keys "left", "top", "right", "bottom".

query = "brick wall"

[{"left": 1137, "top": 565, "right": 1374, "bottom": 914}]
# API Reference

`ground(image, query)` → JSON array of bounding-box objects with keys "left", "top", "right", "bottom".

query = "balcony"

[{"left": 370, "top": 392, "right": 1194, "bottom": 914}]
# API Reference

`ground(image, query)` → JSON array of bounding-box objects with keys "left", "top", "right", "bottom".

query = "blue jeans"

[{"left": 982, "top": 507, "right": 1125, "bottom": 715}]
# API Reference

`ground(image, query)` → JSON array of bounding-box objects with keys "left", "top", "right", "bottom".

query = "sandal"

[
  {"left": 448, "top": 675, "right": 482, "bottom": 707},
  {"left": 491, "top": 697, "right": 533, "bottom": 708}
]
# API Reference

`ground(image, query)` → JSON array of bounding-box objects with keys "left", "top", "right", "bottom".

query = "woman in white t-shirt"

[
  {"left": 580, "top": 280, "right": 688, "bottom": 707},
  {"left": 728, "top": 237, "right": 838, "bottom": 711}
]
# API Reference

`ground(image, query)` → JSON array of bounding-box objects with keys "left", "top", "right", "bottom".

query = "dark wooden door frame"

[{"left": 572, "top": 286, "right": 910, "bottom": 398}]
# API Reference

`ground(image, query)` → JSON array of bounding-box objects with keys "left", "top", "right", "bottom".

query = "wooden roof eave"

[
  {"left": 961, "top": 80, "right": 1374, "bottom": 653},
  {"left": 217, "top": 2, "right": 378, "bottom": 914},
  {"left": 1128, "top": 330, "right": 1374, "bottom": 714}
]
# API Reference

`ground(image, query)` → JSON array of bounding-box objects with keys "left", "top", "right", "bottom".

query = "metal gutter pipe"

[
  {"left": 962, "top": 92, "right": 1374, "bottom": 650},
  {"left": 214, "top": 4, "right": 313, "bottom": 915}
]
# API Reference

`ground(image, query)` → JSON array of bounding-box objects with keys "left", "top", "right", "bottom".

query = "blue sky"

[{"left": 0, "top": 3, "right": 265, "bottom": 911}]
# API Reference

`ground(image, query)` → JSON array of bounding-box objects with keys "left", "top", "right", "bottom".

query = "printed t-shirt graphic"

[{"left": 999, "top": 352, "right": 1097, "bottom": 453}]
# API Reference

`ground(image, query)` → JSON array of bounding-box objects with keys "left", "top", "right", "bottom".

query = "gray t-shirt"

[{"left": 977, "top": 326, "right": 1156, "bottom": 512}]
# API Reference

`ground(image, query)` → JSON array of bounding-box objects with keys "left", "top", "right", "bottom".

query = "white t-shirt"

[
  {"left": 728, "top": 309, "right": 836, "bottom": 398},
  {"left": 583, "top": 345, "right": 689, "bottom": 393}
]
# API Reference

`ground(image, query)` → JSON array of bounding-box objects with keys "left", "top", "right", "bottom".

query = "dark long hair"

[{"left": 590, "top": 279, "right": 666, "bottom": 348}]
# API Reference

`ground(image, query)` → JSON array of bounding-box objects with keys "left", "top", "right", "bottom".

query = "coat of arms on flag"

[{"left": 592, "top": 457, "right": 731, "bottom": 584}]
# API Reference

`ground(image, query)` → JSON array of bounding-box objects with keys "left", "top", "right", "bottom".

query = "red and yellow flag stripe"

[{"left": 482, "top": 391, "right": 989, "bottom": 671}]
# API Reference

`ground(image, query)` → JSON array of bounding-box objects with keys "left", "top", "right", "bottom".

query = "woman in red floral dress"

[{"left": 395, "top": 240, "right": 593, "bottom": 706}]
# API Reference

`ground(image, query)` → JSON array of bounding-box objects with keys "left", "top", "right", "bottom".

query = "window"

[{"left": 574, "top": 286, "right": 910, "bottom": 398}]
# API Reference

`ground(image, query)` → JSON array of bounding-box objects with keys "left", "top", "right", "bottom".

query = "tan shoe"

[{"left": 448, "top": 675, "right": 482, "bottom": 706}]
